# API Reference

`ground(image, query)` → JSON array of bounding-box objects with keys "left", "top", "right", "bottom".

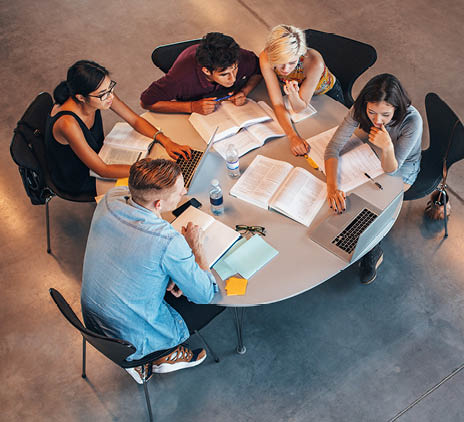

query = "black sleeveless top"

[{"left": 45, "top": 110, "right": 104, "bottom": 195}]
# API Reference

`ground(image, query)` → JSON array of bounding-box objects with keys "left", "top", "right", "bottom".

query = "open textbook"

[
  {"left": 230, "top": 155, "right": 326, "bottom": 227},
  {"left": 213, "top": 102, "right": 285, "bottom": 159},
  {"left": 171, "top": 205, "right": 240, "bottom": 268},
  {"left": 306, "top": 127, "right": 384, "bottom": 192},
  {"left": 90, "top": 122, "right": 154, "bottom": 178},
  {"left": 283, "top": 95, "right": 317, "bottom": 123},
  {"left": 189, "top": 99, "right": 275, "bottom": 143}
]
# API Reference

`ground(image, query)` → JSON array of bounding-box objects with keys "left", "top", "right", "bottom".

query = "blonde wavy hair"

[{"left": 265, "top": 24, "right": 307, "bottom": 65}]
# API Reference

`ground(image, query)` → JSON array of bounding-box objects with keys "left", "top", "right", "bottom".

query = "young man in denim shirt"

[{"left": 81, "top": 158, "right": 222, "bottom": 383}]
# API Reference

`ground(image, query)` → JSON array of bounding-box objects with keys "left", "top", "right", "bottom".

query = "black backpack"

[{"left": 10, "top": 92, "right": 54, "bottom": 205}]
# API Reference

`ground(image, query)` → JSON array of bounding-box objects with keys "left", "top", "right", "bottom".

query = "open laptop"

[
  {"left": 310, "top": 192, "right": 402, "bottom": 263},
  {"left": 176, "top": 126, "right": 218, "bottom": 192}
]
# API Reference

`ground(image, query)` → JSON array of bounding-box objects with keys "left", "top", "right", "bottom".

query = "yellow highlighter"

[{"left": 304, "top": 154, "right": 319, "bottom": 170}]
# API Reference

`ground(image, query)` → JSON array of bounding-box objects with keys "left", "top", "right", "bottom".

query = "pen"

[
  {"left": 304, "top": 154, "right": 319, "bottom": 169},
  {"left": 136, "top": 151, "right": 142, "bottom": 162},
  {"left": 364, "top": 172, "right": 383, "bottom": 190},
  {"left": 214, "top": 94, "right": 233, "bottom": 102}
]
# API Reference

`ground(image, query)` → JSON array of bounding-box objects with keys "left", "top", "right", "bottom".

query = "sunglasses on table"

[{"left": 235, "top": 225, "right": 266, "bottom": 236}]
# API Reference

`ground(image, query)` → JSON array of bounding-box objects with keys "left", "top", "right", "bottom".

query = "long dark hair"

[
  {"left": 353, "top": 73, "right": 411, "bottom": 132},
  {"left": 53, "top": 60, "right": 109, "bottom": 105}
]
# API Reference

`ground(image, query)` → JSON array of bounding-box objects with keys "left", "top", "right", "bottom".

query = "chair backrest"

[
  {"left": 425, "top": 92, "right": 464, "bottom": 171},
  {"left": 49, "top": 288, "right": 137, "bottom": 366},
  {"left": 10, "top": 92, "right": 54, "bottom": 205},
  {"left": 304, "top": 29, "right": 377, "bottom": 108},
  {"left": 152, "top": 39, "right": 201, "bottom": 73}
]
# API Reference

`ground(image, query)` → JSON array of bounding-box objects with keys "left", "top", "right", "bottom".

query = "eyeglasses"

[
  {"left": 87, "top": 80, "right": 117, "bottom": 101},
  {"left": 235, "top": 225, "right": 266, "bottom": 236}
]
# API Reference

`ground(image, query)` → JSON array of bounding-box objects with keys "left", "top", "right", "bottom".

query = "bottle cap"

[{"left": 211, "top": 179, "right": 219, "bottom": 186}]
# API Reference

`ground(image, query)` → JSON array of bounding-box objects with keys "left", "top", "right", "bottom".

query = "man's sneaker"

[
  {"left": 125, "top": 363, "right": 152, "bottom": 385},
  {"left": 359, "top": 243, "right": 383, "bottom": 284},
  {"left": 151, "top": 345, "right": 207, "bottom": 374}
]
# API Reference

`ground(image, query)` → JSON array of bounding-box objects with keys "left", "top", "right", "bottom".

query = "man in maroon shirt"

[{"left": 140, "top": 32, "right": 262, "bottom": 115}]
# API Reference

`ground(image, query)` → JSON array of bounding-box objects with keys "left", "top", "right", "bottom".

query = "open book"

[
  {"left": 213, "top": 103, "right": 285, "bottom": 159},
  {"left": 189, "top": 99, "right": 274, "bottom": 143},
  {"left": 284, "top": 95, "right": 317, "bottom": 123},
  {"left": 90, "top": 123, "right": 154, "bottom": 178},
  {"left": 230, "top": 155, "right": 326, "bottom": 227},
  {"left": 306, "top": 127, "right": 384, "bottom": 192},
  {"left": 171, "top": 205, "right": 240, "bottom": 268}
]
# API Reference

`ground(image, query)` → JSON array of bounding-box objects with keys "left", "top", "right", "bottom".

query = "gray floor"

[{"left": 1, "top": 1, "right": 463, "bottom": 421}]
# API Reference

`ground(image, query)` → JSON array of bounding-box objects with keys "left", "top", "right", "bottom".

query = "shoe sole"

[
  {"left": 125, "top": 367, "right": 145, "bottom": 385},
  {"left": 361, "top": 254, "right": 383, "bottom": 285},
  {"left": 152, "top": 353, "right": 207, "bottom": 374}
]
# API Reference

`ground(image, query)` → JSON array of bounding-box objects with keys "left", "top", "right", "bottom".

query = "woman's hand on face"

[
  {"left": 288, "top": 134, "right": 309, "bottom": 156},
  {"left": 369, "top": 124, "right": 393, "bottom": 151},
  {"left": 326, "top": 185, "right": 346, "bottom": 214},
  {"left": 283, "top": 80, "right": 300, "bottom": 96}
]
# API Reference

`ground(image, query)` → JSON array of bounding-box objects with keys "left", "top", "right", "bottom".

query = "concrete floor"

[{"left": 1, "top": 1, "right": 463, "bottom": 421}]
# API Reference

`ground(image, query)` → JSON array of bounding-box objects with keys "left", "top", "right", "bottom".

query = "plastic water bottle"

[
  {"left": 209, "top": 179, "right": 224, "bottom": 215},
  {"left": 226, "top": 144, "right": 240, "bottom": 178}
]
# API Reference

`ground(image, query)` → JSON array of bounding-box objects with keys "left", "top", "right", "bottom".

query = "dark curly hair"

[
  {"left": 195, "top": 32, "right": 240, "bottom": 72},
  {"left": 353, "top": 73, "right": 411, "bottom": 133}
]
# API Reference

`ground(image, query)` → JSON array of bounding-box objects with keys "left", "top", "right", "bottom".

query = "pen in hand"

[
  {"left": 214, "top": 94, "right": 233, "bottom": 102},
  {"left": 364, "top": 172, "right": 383, "bottom": 190}
]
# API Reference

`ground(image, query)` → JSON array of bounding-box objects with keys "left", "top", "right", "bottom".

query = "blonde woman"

[{"left": 260, "top": 24, "right": 344, "bottom": 155}]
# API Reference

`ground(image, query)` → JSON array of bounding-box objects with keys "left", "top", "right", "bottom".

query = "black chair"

[
  {"left": 49, "top": 288, "right": 221, "bottom": 421},
  {"left": 304, "top": 29, "right": 377, "bottom": 108},
  {"left": 151, "top": 39, "right": 201, "bottom": 73},
  {"left": 10, "top": 93, "right": 94, "bottom": 254},
  {"left": 404, "top": 93, "right": 464, "bottom": 238}
]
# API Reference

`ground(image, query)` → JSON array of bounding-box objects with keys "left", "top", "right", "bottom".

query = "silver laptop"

[
  {"left": 310, "top": 192, "right": 402, "bottom": 262},
  {"left": 176, "top": 127, "right": 218, "bottom": 192}
]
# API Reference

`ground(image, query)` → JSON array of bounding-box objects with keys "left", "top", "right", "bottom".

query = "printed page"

[
  {"left": 229, "top": 155, "right": 293, "bottom": 209},
  {"left": 283, "top": 96, "right": 317, "bottom": 123},
  {"left": 213, "top": 130, "right": 261, "bottom": 159},
  {"left": 338, "top": 143, "right": 384, "bottom": 192},
  {"left": 270, "top": 167, "right": 326, "bottom": 226},
  {"left": 306, "top": 126, "right": 339, "bottom": 172},
  {"left": 98, "top": 144, "right": 144, "bottom": 165},
  {"left": 171, "top": 205, "right": 214, "bottom": 233},
  {"left": 104, "top": 122, "right": 153, "bottom": 151},
  {"left": 221, "top": 99, "right": 271, "bottom": 128},
  {"left": 246, "top": 119, "right": 285, "bottom": 143},
  {"left": 189, "top": 106, "right": 238, "bottom": 142}
]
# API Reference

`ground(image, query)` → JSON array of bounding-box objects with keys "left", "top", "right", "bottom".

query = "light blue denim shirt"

[{"left": 81, "top": 187, "right": 217, "bottom": 361}]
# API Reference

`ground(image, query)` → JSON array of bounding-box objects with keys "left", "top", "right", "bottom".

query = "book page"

[
  {"left": 270, "top": 167, "right": 326, "bottom": 226},
  {"left": 98, "top": 144, "right": 144, "bottom": 165},
  {"left": 338, "top": 143, "right": 384, "bottom": 192},
  {"left": 104, "top": 122, "right": 153, "bottom": 151},
  {"left": 213, "top": 130, "right": 262, "bottom": 159},
  {"left": 229, "top": 155, "right": 293, "bottom": 209},
  {"left": 283, "top": 96, "right": 317, "bottom": 123},
  {"left": 171, "top": 205, "right": 214, "bottom": 233},
  {"left": 221, "top": 99, "right": 271, "bottom": 128},
  {"left": 246, "top": 119, "right": 285, "bottom": 143},
  {"left": 306, "top": 126, "right": 339, "bottom": 172},
  {"left": 189, "top": 106, "right": 238, "bottom": 142}
]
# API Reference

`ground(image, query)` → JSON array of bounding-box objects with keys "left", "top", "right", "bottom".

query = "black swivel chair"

[
  {"left": 10, "top": 93, "right": 95, "bottom": 254},
  {"left": 49, "top": 288, "right": 221, "bottom": 422},
  {"left": 151, "top": 39, "right": 201, "bottom": 73},
  {"left": 304, "top": 29, "right": 377, "bottom": 108},
  {"left": 404, "top": 93, "right": 464, "bottom": 238}
]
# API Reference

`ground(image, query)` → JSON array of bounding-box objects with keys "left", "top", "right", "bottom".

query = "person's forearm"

[
  {"left": 380, "top": 144, "right": 398, "bottom": 173},
  {"left": 192, "top": 247, "right": 210, "bottom": 271},
  {"left": 288, "top": 93, "right": 307, "bottom": 113},
  {"left": 325, "top": 157, "right": 339, "bottom": 190},
  {"left": 141, "top": 100, "right": 193, "bottom": 114},
  {"left": 93, "top": 163, "right": 131, "bottom": 179},
  {"left": 241, "top": 74, "right": 262, "bottom": 96},
  {"left": 274, "top": 103, "right": 297, "bottom": 137}
]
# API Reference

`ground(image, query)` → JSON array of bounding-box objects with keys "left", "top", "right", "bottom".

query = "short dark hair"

[
  {"left": 129, "top": 158, "right": 181, "bottom": 204},
  {"left": 53, "top": 60, "right": 109, "bottom": 105},
  {"left": 195, "top": 32, "right": 240, "bottom": 72},
  {"left": 353, "top": 73, "right": 411, "bottom": 132}
]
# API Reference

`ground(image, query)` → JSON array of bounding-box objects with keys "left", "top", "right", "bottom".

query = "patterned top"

[{"left": 275, "top": 54, "right": 336, "bottom": 95}]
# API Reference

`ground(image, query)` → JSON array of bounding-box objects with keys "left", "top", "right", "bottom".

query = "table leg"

[{"left": 233, "top": 307, "right": 246, "bottom": 354}]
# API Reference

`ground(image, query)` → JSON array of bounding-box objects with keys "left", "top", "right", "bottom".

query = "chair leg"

[
  {"left": 142, "top": 378, "right": 154, "bottom": 422},
  {"left": 194, "top": 329, "right": 220, "bottom": 363},
  {"left": 81, "top": 337, "right": 87, "bottom": 378},
  {"left": 233, "top": 307, "right": 247, "bottom": 355},
  {"left": 45, "top": 196, "right": 52, "bottom": 254}
]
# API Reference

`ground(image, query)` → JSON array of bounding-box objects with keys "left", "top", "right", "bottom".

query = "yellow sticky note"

[
  {"left": 115, "top": 177, "right": 129, "bottom": 187},
  {"left": 225, "top": 276, "right": 248, "bottom": 296}
]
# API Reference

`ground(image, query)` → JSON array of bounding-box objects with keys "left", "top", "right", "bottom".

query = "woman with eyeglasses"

[
  {"left": 46, "top": 60, "right": 191, "bottom": 195},
  {"left": 259, "top": 24, "right": 344, "bottom": 156}
]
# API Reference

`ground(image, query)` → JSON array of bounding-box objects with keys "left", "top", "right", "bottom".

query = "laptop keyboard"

[
  {"left": 332, "top": 208, "right": 378, "bottom": 254},
  {"left": 176, "top": 149, "right": 203, "bottom": 187}
]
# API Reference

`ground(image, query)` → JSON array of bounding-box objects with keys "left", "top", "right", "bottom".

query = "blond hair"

[
  {"left": 129, "top": 158, "right": 181, "bottom": 205},
  {"left": 265, "top": 24, "right": 307, "bottom": 65}
]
